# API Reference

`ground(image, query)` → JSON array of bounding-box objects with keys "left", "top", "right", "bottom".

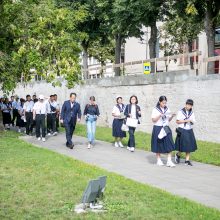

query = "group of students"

[
  {"left": 1, "top": 92, "right": 197, "bottom": 167},
  {"left": 111, "top": 95, "right": 197, "bottom": 167},
  {"left": 0, "top": 94, "right": 60, "bottom": 141}
]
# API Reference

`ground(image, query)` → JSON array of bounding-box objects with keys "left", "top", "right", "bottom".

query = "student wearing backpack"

[
  {"left": 175, "top": 99, "right": 197, "bottom": 166},
  {"left": 83, "top": 96, "right": 100, "bottom": 149}
]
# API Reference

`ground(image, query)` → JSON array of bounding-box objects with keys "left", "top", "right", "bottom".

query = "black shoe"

[
  {"left": 185, "top": 160, "right": 193, "bottom": 166},
  {"left": 175, "top": 153, "right": 180, "bottom": 164},
  {"left": 70, "top": 144, "right": 74, "bottom": 149}
]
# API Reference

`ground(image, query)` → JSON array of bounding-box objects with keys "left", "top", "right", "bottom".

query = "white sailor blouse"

[
  {"left": 176, "top": 108, "right": 196, "bottom": 130},
  {"left": 151, "top": 105, "right": 171, "bottom": 126}
]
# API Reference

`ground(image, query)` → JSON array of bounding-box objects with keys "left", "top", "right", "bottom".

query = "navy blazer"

[
  {"left": 124, "top": 104, "right": 141, "bottom": 123},
  {"left": 61, "top": 100, "right": 81, "bottom": 124}
]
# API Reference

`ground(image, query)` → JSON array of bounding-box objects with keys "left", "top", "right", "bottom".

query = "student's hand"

[
  {"left": 129, "top": 114, "right": 132, "bottom": 117},
  {"left": 77, "top": 118, "right": 81, "bottom": 123}
]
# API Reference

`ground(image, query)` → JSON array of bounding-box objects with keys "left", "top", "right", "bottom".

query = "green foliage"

[{"left": 0, "top": 0, "right": 87, "bottom": 92}]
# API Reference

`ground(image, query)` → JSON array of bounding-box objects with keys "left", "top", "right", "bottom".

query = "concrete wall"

[{"left": 2, "top": 71, "right": 220, "bottom": 143}]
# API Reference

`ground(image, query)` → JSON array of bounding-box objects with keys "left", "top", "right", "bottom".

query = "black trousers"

[
  {"left": 56, "top": 114, "right": 59, "bottom": 131},
  {"left": 12, "top": 109, "right": 18, "bottom": 126},
  {"left": 35, "top": 114, "right": 46, "bottom": 138},
  {"left": 47, "top": 113, "right": 56, "bottom": 133},
  {"left": 25, "top": 112, "right": 33, "bottom": 135},
  {"left": 128, "top": 127, "right": 136, "bottom": 148},
  {"left": 65, "top": 120, "right": 76, "bottom": 146}
]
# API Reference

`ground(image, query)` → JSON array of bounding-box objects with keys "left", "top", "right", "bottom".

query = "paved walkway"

[{"left": 21, "top": 133, "right": 220, "bottom": 210}]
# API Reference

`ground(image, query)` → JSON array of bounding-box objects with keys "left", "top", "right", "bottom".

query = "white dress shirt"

[
  {"left": 131, "top": 104, "right": 137, "bottom": 119},
  {"left": 33, "top": 101, "right": 47, "bottom": 114},
  {"left": 23, "top": 101, "right": 34, "bottom": 112},
  {"left": 46, "top": 100, "right": 58, "bottom": 114}
]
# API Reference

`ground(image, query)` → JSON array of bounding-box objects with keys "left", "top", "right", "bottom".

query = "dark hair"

[
  {"left": 90, "top": 96, "right": 95, "bottom": 101},
  {"left": 54, "top": 94, "right": 57, "bottom": 96},
  {"left": 186, "top": 99, "right": 194, "bottom": 106},
  {"left": 157, "top": 96, "right": 167, "bottom": 106},
  {"left": 116, "top": 97, "right": 122, "bottom": 103},
  {"left": 130, "top": 95, "right": 138, "bottom": 104},
  {"left": 20, "top": 98, "right": 25, "bottom": 103},
  {"left": 26, "top": 95, "right": 31, "bottom": 98},
  {"left": 50, "top": 95, "right": 54, "bottom": 98},
  {"left": 70, "top": 92, "right": 77, "bottom": 97}
]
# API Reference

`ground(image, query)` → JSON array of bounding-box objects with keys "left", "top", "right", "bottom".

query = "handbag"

[
  {"left": 126, "top": 118, "right": 138, "bottom": 128},
  {"left": 163, "top": 125, "right": 171, "bottom": 135},
  {"left": 176, "top": 127, "right": 182, "bottom": 136},
  {"left": 121, "top": 123, "right": 129, "bottom": 132}
]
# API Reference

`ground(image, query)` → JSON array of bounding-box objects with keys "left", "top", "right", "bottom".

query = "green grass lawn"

[
  {"left": 71, "top": 124, "right": 220, "bottom": 166},
  {"left": 1, "top": 131, "right": 220, "bottom": 220}
]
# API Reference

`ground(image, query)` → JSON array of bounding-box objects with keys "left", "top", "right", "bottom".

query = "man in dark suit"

[{"left": 60, "top": 93, "right": 81, "bottom": 149}]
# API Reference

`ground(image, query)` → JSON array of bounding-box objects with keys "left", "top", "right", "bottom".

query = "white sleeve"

[
  {"left": 33, "top": 103, "right": 37, "bottom": 110},
  {"left": 190, "top": 112, "right": 196, "bottom": 123},
  {"left": 112, "top": 106, "right": 118, "bottom": 114},
  {"left": 151, "top": 108, "right": 160, "bottom": 118},
  {"left": 23, "top": 103, "right": 27, "bottom": 110},
  {"left": 176, "top": 111, "right": 183, "bottom": 121}
]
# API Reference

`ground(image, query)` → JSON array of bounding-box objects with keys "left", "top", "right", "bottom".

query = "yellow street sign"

[{"left": 143, "top": 62, "right": 151, "bottom": 74}]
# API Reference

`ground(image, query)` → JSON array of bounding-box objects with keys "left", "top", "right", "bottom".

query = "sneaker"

[
  {"left": 47, "top": 133, "right": 51, "bottom": 136},
  {"left": 175, "top": 153, "right": 180, "bottom": 164},
  {"left": 114, "top": 142, "right": 119, "bottom": 148},
  {"left": 157, "top": 159, "right": 164, "bottom": 166},
  {"left": 53, "top": 132, "right": 57, "bottom": 136},
  {"left": 42, "top": 138, "right": 46, "bottom": 142},
  {"left": 127, "top": 146, "right": 130, "bottom": 150},
  {"left": 18, "top": 129, "right": 21, "bottom": 133},
  {"left": 37, "top": 137, "right": 41, "bottom": 141},
  {"left": 88, "top": 144, "right": 91, "bottom": 149},
  {"left": 185, "top": 160, "right": 193, "bottom": 166},
  {"left": 130, "top": 147, "right": 135, "bottom": 152},
  {"left": 118, "top": 142, "right": 124, "bottom": 148},
  {"left": 166, "top": 160, "right": 176, "bottom": 167}
]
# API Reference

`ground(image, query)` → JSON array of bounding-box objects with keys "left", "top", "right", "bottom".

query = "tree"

[
  {"left": 168, "top": 0, "right": 220, "bottom": 73},
  {"left": 160, "top": 0, "right": 203, "bottom": 69},
  {"left": 0, "top": 0, "right": 87, "bottom": 92}
]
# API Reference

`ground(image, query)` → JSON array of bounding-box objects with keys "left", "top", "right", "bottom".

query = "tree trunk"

[
  {"left": 148, "top": 21, "right": 157, "bottom": 73},
  {"left": 114, "top": 34, "right": 122, "bottom": 76},
  {"left": 205, "top": 2, "right": 216, "bottom": 74},
  {"left": 82, "top": 41, "right": 89, "bottom": 79}
]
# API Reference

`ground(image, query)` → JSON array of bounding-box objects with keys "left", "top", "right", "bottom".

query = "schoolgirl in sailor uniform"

[
  {"left": 112, "top": 96, "right": 126, "bottom": 148},
  {"left": 175, "top": 99, "right": 197, "bottom": 166},
  {"left": 1, "top": 98, "right": 12, "bottom": 129},
  {"left": 16, "top": 98, "right": 26, "bottom": 132},
  {"left": 151, "top": 96, "right": 176, "bottom": 167},
  {"left": 124, "top": 95, "right": 141, "bottom": 152}
]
